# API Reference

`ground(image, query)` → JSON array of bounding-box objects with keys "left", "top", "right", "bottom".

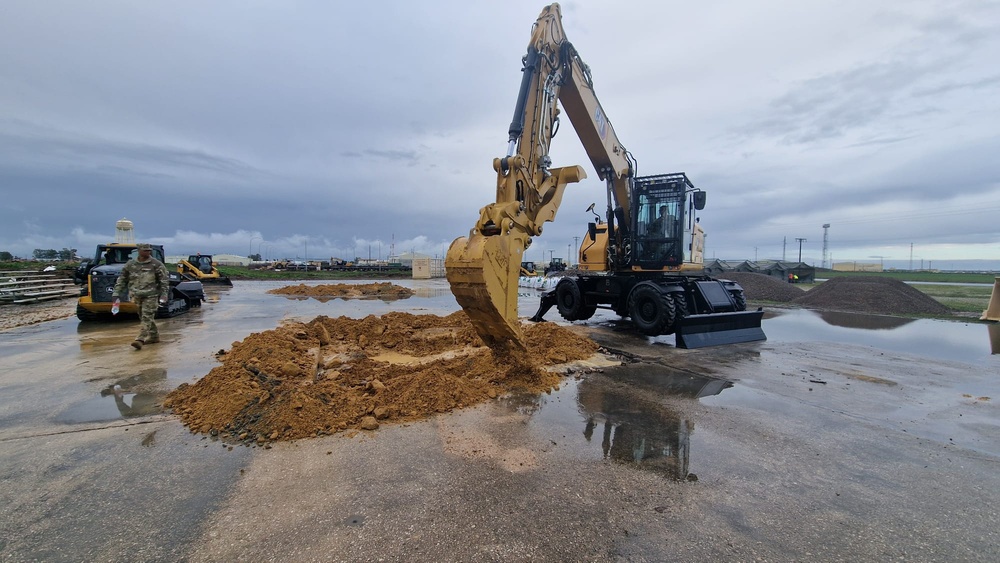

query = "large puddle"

[
  {"left": 2, "top": 280, "right": 996, "bottom": 461},
  {"left": 762, "top": 308, "right": 998, "bottom": 365}
]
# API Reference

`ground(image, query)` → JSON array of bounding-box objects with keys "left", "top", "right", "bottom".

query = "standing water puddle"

[{"left": 763, "top": 308, "right": 997, "bottom": 365}]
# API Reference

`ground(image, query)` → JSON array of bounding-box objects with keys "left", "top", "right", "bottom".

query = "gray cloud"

[{"left": 1, "top": 0, "right": 998, "bottom": 268}]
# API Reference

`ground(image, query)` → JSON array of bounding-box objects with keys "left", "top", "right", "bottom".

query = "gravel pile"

[
  {"left": 719, "top": 272, "right": 805, "bottom": 303},
  {"left": 792, "top": 276, "right": 952, "bottom": 316}
]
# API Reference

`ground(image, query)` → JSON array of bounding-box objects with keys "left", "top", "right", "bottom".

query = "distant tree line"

[
  {"left": 27, "top": 248, "right": 78, "bottom": 261},
  {"left": 0, "top": 248, "right": 80, "bottom": 261}
]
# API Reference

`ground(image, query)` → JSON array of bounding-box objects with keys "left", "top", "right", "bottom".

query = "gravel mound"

[
  {"left": 792, "top": 276, "right": 951, "bottom": 316},
  {"left": 719, "top": 272, "right": 805, "bottom": 303}
]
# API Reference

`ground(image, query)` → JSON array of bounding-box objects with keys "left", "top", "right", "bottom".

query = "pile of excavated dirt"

[
  {"left": 165, "top": 311, "right": 600, "bottom": 446},
  {"left": 719, "top": 272, "right": 805, "bottom": 303},
  {"left": 792, "top": 276, "right": 952, "bottom": 316},
  {"left": 267, "top": 282, "right": 414, "bottom": 301}
]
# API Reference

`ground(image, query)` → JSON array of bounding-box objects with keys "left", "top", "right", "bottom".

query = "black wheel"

[
  {"left": 729, "top": 290, "right": 747, "bottom": 311},
  {"left": 76, "top": 303, "right": 100, "bottom": 321},
  {"left": 662, "top": 292, "right": 689, "bottom": 335},
  {"left": 627, "top": 284, "right": 675, "bottom": 336},
  {"left": 555, "top": 279, "right": 588, "bottom": 321},
  {"left": 672, "top": 292, "right": 690, "bottom": 318}
]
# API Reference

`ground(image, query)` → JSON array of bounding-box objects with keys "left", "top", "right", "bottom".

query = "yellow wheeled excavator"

[{"left": 446, "top": 3, "right": 764, "bottom": 351}]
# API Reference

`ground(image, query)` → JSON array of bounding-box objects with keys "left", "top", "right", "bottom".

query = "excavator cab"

[{"left": 631, "top": 174, "right": 695, "bottom": 270}]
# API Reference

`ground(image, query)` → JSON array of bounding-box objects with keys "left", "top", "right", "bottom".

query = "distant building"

[
  {"left": 412, "top": 256, "right": 445, "bottom": 279},
  {"left": 705, "top": 259, "right": 816, "bottom": 283}
]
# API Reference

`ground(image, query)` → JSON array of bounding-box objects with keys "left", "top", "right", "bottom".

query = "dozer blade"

[
  {"left": 675, "top": 309, "right": 766, "bottom": 349},
  {"left": 202, "top": 276, "right": 233, "bottom": 287},
  {"left": 446, "top": 233, "right": 527, "bottom": 353}
]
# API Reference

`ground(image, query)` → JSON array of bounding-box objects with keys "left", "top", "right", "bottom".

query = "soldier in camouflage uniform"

[{"left": 112, "top": 243, "right": 170, "bottom": 350}]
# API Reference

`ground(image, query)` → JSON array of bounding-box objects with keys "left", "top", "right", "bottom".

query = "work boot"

[{"left": 131, "top": 340, "right": 144, "bottom": 350}]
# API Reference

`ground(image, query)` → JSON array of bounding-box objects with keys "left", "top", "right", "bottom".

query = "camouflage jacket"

[{"left": 112, "top": 258, "right": 170, "bottom": 300}]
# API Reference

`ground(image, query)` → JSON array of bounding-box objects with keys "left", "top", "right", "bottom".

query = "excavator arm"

[{"left": 446, "top": 3, "right": 633, "bottom": 352}]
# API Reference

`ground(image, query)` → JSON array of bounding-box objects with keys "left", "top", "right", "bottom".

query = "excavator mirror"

[
  {"left": 586, "top": 203, "right": 602, "bottom": 223},
  {"left": 588, "top": 222, "right": 598, "bottom": 241},
  {"left": 693, "top": 191, "right": 707, "bottom": 210}
]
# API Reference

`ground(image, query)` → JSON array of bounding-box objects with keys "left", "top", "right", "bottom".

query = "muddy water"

[{"left": 1, "top": 281, "right": 993, "bottom": 435}]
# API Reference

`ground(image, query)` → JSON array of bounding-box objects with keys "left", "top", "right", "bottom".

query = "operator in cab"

[{"left": 649, "top": 205, "right": 671, "bottom": 235}]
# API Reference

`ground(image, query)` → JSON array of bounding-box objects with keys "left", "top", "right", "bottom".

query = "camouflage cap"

[{"left": 137, "top": 243, "right": 152, "bottom": 250}]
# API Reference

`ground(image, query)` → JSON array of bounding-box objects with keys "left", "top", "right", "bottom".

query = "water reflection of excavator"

[
  {"left": 446, "top": 3, "right": 765, "bottom": 352},
  {"left": 577, "top": 374, "right": 732, "bottom": 480}
]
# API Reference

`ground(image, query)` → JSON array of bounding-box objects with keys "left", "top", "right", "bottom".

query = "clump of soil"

[
  {"left": 165, "top": 311, "right": 599, "bottom": 445},
  {"left": 267, "top": 282, "right": 414, "bottom": 301},
  {"left": 792, "top": 276, "right": 952, "bottom": 316},
  {"left": 719, "top": 272, "right": 805, "bottom": 302}
]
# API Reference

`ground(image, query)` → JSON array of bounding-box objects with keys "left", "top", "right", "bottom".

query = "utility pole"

[
  {"left": 795, "top": 238, "right": 806, "bottom": 263},
  {"left": 782, "top": 236, "right": 787, "bottom": 261},
  {"left": 573, "top": 236, "right": 580, "bottom": 263},
  {"left": 754, "top": 247, "right": 758, "bottom": 262},
  {"left": 910, "top": 243, "right": 914, "bottom": 271},
  {"left": 821, "top": 224, "right": 830, "bottom": 269}
]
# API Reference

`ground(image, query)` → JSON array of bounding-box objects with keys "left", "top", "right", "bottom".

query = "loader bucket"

[
  {"left": 446, "top": 232, "right": 528, "bottom": 353},
  {"left": 203, "top": 276, "right": 234, "bottom": 287},
  {"left": 675, "top": 309, "right": 766, "bottom": 349}
]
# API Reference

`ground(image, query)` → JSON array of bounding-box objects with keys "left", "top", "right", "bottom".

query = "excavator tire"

[
  {"left": 628, "top": 283, "right": 676, "bottom": 336},
  {"left": 729, "top": 290, "right": 747, "bottom": 311},
  {"left": 672, "top": 292, "right": 690, "bottom": 318},
  {"left": 661, "top": 292, "right": 689, "bottom": 335},
  {"left": 556, "top": 279, "right": 595, "bottom": 321}
]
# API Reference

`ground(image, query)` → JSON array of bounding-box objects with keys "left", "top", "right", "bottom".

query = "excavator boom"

[{"left": 446, "top": 3, "right": 629, "bottom": 352}]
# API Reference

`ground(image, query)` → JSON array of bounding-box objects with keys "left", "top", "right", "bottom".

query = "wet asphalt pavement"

[{"left": 0, "top": 279, "right": 998, "bottom": 562}]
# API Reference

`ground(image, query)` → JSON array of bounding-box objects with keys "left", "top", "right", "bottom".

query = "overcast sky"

[{"left": 2, "top": 0, "right": 998, "bottom": 269}]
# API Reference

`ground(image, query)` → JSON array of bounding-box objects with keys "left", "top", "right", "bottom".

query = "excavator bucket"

[
  {"left": 446, "top": 232, "right": 528, "bottom": 353},
  {"left": 675, "top": 309, "right": 766, "bottom": 349}
]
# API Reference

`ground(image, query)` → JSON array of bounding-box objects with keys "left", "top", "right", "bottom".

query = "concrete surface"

[{"left": 0, "top": 279, "right": 997, "bottom": 562}]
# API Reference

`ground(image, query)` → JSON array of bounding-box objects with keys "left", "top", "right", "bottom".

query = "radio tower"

[
  {"left": 115, "top": 218, "right": 136, "bottom": 244},
  {"left": 821, "top": 224, "right": 830, "bottom": 268}
]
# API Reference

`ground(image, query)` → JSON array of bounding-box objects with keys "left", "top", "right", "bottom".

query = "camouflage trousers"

[{"left": 134, "top": 294, "right": 160, "bottom": 342}]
